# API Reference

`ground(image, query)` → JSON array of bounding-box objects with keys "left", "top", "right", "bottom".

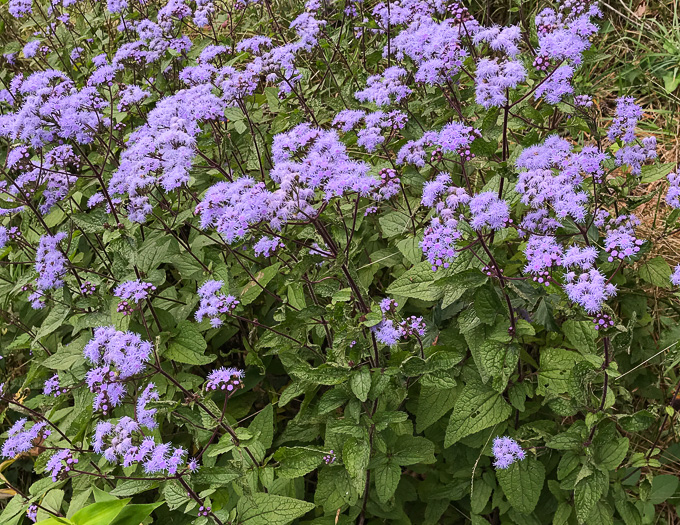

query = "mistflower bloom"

[
  {"left": 107, "top": 0, "right": 128, "bottom": 12},
  {"left": 390, "top": 18, "right": 468, "bottom": 85},
  {"left": 205, "top": 367, "right": 244, "bottom": 392},
  {"left": 603, "top": 215, "right": 644, "bottom": 261},
  {"left": 421, "top": 216, "right": 462, "bottom": 271},
  {"left": 667, "top": 172, "right": 680, "bottom": 209},
  {"left": 373, "top": 167, "right": 401, "bottom": 201},
  {"left": 397, "top": 123, "right": 480, "bottom": 167},
  {"left": 380, "top": 298, "right": 398, "bottom": 313},
  {"left": 27, "top": 505, "right": 38, "bottom": 523},
  {"left": 533, "top": 64, "right": 574, "bottom": 103},
  {"left": 574, "top": 94, "right": 593, "bottom": 107},
  {"left": 514, "top": 135, "right": 591, "bottom": 222},
  {"left": 354, "top": 67, "right": 411, "bottom": 107},
  {"left": 117, "top": 85, "right": 150, "bottom": 111},
  {"left": 671, "top": 265, "right": 680, "bottom": 287},
  {"left": 9, "top": 0, "right": 32, "bottom": 17},
  {"left": 400, "top": 316, "right": 426, "bottom": 337},
  {"left": 592, "top": 311, "right": 614, "bottom": 331},
  {"left": 523, "top": 235, "right": 563, "bottom": 280},
  {"left": 44, "top": 374, "right": 66, "bottom": 397},
  {"left": 83, "top": 326, "right": 153, "bottom": 379},
  {"left": 136, "top": 383, "right": 159, "bottom": 429},
  {"left": 564, "top": 268, "right": 617, "bottom": 313},
  {"left": 193, "top": 0, "right": 214, "bottom": 26},
  {"left": 475, "top": 58, "right": 526, "bottom": 108},
  {"left": 561, "top": 245, "right": 598, "bottom": 269},
  {"left": 1, "top": 420, "right": 50, "bottom": 458},
  {"left": 492, "top": 436, "right": 525, "bottom": 469},
  {"left": 34, "top": 233, "right": 68, "bottom": 293},
  {"left": 194, "top": 280, "right": 239, "bottom": 327},
  {"left": 323, "top": 450, "right": 336, "bottom": 464},
  {"left": 114, "top": 280, "right": 156, "bottom": 314},
  {"left": 608, "top": 97, "right": 643, "bottom": 143},
  {"left": 45, "top": 449, "right": 77, "bottom": 481},
  {"left": 22, "top": 41, "right": 41, "bottom": 59},
  {"left": 473, "top": 25, "right": 522, "bottom": 57},
  {"left": 253, "top": 236, "right": 284, "bottom": 257},
  {"left": 372, "top": 319, "right": 402, "bottom": 347},
  {"left": 468, "top": 192, "right": 510, "bottom": 230},
  {"left": 80, "top": 281, "right": 96, "bottom": 296}
]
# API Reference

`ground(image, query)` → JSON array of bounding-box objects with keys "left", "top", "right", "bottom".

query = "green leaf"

[
  {"left": 379, "top": 212, "right": 411, "bottom": 238},
  {"left": 562, "top": 321, "right": 597, "bottom": 355},
  {"left": 537, "top": 348, "right": 584, "bottom": 396},
  {"left": 237, "top": 493, "right": 315, "bottom": 525},
  {"left": 162, "top": 481, "right": 190, "bottom": 511},
  {"left": 35, "top": 304, "right": 70, "bottom": 341},
  {"left": 137, "top": 237, "right": 173, "bottom": 273},
  {"left": 70, "top": 499, "right": 130, "bottom": 525},
  {"left": 190, "top": 466, "right": 240, "bottom": 486},
  {"left": 386, "top": 262, "right": 443, "bottom": 301},
  {"left": 638, "top": 257, "right": 672, "bottom": 288},
  {"left": 416, "top": 386, "right": 458, "bottom": 433},
  {"left": 108, "top": 480, "right": 158, "bottom": 497},
  {"left": 315, "top": 468, "right": 358, "bottom": 513},
  {"left": 343, "top": 437, "right": 371, "bottom": 492},
  {"left": 640, "top": 162, "right": 675, "bottom": 184},
  {"left": 240, "top": 263, "right": 281, "bottom": 306},
  {"left": 274, "top": 447, "right": 325, "bottom": 478},
  {"left": 109, "top": 503, "right": 163, "bottom": 525},
  {"left": 575, "top": 468, "right": 608, "bottom": 523},
  {"left": 71, "top": 208, "right": 109, "bottom": 233},
  {"left": 350, "top": 367, "right": 371, "bottom": 402},
  {"left": 375, "top": 461, "right": 401, "bottom": 503},
  {"left": 165, "top": 320, "right": 214, "bottom": 365},
  {"left": 594, "top": 437, "right": 628, "bottom": 470},
  {"left": 396, "top": 237, "right": 422, "bottom": 265},
  {"left": 444, "top": 377, "right": 512, "bottom": 447},
  {"left": 586, "top": 501, "right": 614, "bottom": 525},
  {"left": 649, "top": 474, "right": 679, "bottom": 504},
  {"left": 496, "top": 457, "right": 546, "bottom": 514},
  {"left": 250, "top": 403, "right": 274, "bottom": 450},
  {"left": 391, "top": 436, "right": 436, "bottom": 465}
]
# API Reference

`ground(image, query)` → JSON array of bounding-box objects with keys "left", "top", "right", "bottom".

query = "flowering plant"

[{"left": 1, "top": 0, "right": 679, "bottom": 523}]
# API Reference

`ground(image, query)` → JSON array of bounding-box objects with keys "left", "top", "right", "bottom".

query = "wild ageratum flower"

[
  {"left": 9, "top": 0, "right": 33, "bottom": 18},
  {"left": 253, "top": 236, "right": 284, "bottom": 257},
  {"left": 114, "top": 280, "right": 156, "bottom": 315},
  {"left": 44, "top": 374, "right": 66, "bottom": 397},
  {"left": 492, "top": 436, "right": 525, "bottom": 469},
  {"left": 667, "top": 172, "right": 680, "bottom": 208},
  {"left": 608, "top": 96, "right": 643, "bottom": 143},
  {"left": 27, "top": 505, "right": 38, "bottom": 523},
  {"left": 45, "top": 449, "right": 77, "bottom": 482},
  {"left": 34, "top": 232, "right": 68, "bottom": 294},
  {"left": 564, "top": 268, "right": 617, "bottom": 313},
  {"left": 475, "top": 58, "right": 526, "bottom": 108},
  {"left": 380, "top": 298, "right": 398, "bottom": 313},
  {"left": 354, "top": 66, "right": 412, "bottom": 107},
  {"left": 397, "top": 122, "right": 480, "bottom": 167},
  {"left": 468, "top": 192, "right": 510, "bottom": 230},
  {"left": 195, "top": 280, "right": 239, "bottom": 327},
  {"left": 205, "top": 367, "right": 244, "bottom": 392},
  {"left": 671, "top": 265, "right": 680, "bottom": 287},
  {"left": 83, "top": 326, "right": 153, "bottom": 379},
  {"left": 473, "top": 25, "right": 522, "bottom": 57},
  {"left": 1, "top": 419, "right": 50, "bottom": 458},
  {"left": 372, "top": 319, "right": 402, "bottom": 347},
  {"left": 136, "top": 383, "right": 159, "bottom": 429}
]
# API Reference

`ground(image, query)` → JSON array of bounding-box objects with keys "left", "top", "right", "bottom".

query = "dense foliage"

[{"left": 1, "top": 0, "right": 680, "bottom": 523}]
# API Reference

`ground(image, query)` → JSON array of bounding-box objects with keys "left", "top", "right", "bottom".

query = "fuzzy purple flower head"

[
  {"left": 492, "top": 436, "right": 525, "bottom": 469},
  {"left": 205, "top": 367, "right": 244, "bottom": 392}
]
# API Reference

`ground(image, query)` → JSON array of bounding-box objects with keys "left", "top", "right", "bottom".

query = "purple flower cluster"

[
  {"left": 323, "top": 450, "right": 336, "bottom": 464},
  {"left": 31, "top": 233, "right": 68, "bottom": 309},
  {"left": 194, "top": 280, "right": 239, "bottom": 327},
  {"left": 27, "top": 505, "right": 38, "bottom": 523},
  {"left": 671, "top": 265, "right": 680, "bottom": 287},
  {"left": 197, "top": 124, "right": 377, "bottom": 244},
  {"left": 83, "top": 327, "right": 153, "bottom": 413},
  {"left": 9, "top": 0, "right": 32, "bottom": 18},
  {"left": 46, "top": 449, "right": 78, "bottom": 481},
  {"left": 205, "top": 367, "right": 244, "bottom": 392},
  {"left": 93, "top": 417, "right": 189, "bottom": 474},
  {"left": 44, "top": 374, "right": 66, "bottom": 397},
  {"left": 608, "top": 97, "right": 657, "bottom": 175},
  {"left": 492, "top": 436, "right": 525, "bottom": 469},
  {"left": 397, "top": 122, "right": 481, "bottom": 167},
  {"left": 333, "top": 109, "right": 407, "bottom": 152},
  {"left": 114, "top": 280, "right": 156, "bottom": 314},
  {"left": 1, "top": 419, "right": 50, "bottom": 458},
  {"left": 475, "top": 58, "right": 526, "bottom": 108},
  {"left": 468, "top": 192, "right": 510, "bottom": 231},
  {"left": 372, "top": 297, "right": 425, "bottom": 346},
  {"left": 354, "top": 67, "right": 412, "bottom": 107},
  {"left": 564, "top": 268, "right": 616, "bottom": 314}
]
